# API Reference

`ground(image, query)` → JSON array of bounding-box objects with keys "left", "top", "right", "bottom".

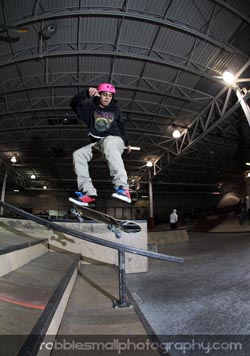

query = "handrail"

[{"left": 0, "top": 200, "right": 184, "bottom": 307}]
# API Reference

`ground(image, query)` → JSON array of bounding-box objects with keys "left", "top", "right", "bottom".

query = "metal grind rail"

[{"left": 0, "top": 201, "right": 184, "bottom": 308}]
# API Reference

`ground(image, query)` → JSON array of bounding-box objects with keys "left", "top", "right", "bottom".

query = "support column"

[
  {"left": 0, "top": 168, "right": 8, "bottom": 216},
  {"left": 148, "top": 167, "right": 155, "bottom": 230},
  {"left": 113, "top": 250, "right": 131, "bottom": 308}
]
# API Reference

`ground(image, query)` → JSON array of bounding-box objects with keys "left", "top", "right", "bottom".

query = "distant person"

[{"left": 170, "top": 209, "right": 178, "bottom": 230}]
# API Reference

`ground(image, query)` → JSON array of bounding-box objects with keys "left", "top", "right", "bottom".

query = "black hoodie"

[{"left": 70, "top": 89, "right": 129, "bottom": 146}]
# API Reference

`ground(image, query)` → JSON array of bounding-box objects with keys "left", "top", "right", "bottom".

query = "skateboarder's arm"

[
  {"left": 70, "top": 89, "right": 90, "bottom": 112},
  {"left": 70, "top": 89, "right": 92, "bottom": 125},
  {"left": 117, "top": 112, "right": 130, "bottom": 147}
]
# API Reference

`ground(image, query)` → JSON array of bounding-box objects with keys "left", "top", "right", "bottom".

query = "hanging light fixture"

[
  {"left": 146, "top": 160, "right": 153, "bottom": 167},
  {"left": 31, "top": 174, "right": 36, "bottom": 179},
  {"left": 10, "top": 154, "right": 17, "bottom": 163},
  {"left": 222, "top": 71, "right": 235, "bottom": 85},
  {"left": 173, "top": 129, "right": 181, "bottom": 138}
]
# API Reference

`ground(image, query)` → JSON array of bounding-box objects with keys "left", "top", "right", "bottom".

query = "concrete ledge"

[
  {"left": 56, "top": 221, "right": 148, "bottom": 274},
  {"left": 0, "top": 243, "right": 48, "bottom": 277},
  {"left": 0, "top": 218, "right": 148, "bottom": 274},
  {"left": 148, "top": 229, "right": 189, "bottom": 245}
]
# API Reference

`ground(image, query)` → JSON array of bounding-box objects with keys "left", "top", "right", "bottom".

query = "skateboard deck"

[{"left": 70, "top": 204, "right": 141, "bottom": 239}]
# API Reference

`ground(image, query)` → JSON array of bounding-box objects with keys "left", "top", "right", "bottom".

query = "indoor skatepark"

[
  {"left": 1, "top": 202, "right": 250, "bottom": 355},
  {"left": 1, "top": 1, "right": 250, "bottom": 355}
]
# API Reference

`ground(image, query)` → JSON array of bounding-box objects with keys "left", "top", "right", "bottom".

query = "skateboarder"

[{"left": 69, "top": 83, "right": 131, "bottom": 206}]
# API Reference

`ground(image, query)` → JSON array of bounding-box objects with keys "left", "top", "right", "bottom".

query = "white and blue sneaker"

[
  {"left": 112, "top": 187, "right": 131, "bottom": 203},
  {"left": 69, "top": 191, "right": 96, "bottom": 207}
]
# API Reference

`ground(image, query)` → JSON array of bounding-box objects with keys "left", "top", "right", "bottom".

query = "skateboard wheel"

[{"left": 115, "top": 230, "right": 121, "bottom": 239}]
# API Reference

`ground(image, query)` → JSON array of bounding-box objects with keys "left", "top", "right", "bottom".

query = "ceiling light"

[
  {"left": 10, "top": 154, "right": 17, "bottom": 163},
  {"left": 125, "top": 146, "right": 141, "bottom": 151},
  {"left": 173, "top": 129, "right": 181, "bottom": 138},
  {"left": 43, "top": 185, "right": 47, "bottom": 190},
  {"left": 130, "top": 146, "right": 141, "bottom": 151},
  {"left": 146, "top": 161, "right": 153, "bottom": 167},
  {"left": 31, "top": 174, "right": 36, "bottom": 179},
  {"left": 222, "top": 71, "right": 235, "bottom": 84}
]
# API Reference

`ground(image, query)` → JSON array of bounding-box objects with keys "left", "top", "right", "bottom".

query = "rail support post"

[{"left": 113, "top": 249, "right": 131, "bottom": 308}]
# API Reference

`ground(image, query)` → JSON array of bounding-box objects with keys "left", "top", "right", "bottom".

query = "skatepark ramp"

[
  {"left": 189, "top": 212, "right": 228, "bottom": 232},
  {"left": 0, "top": 200, "right": 183, "bottom": 355},
  {"left": 189, "top": 205, "right": 239, "bottom": 232}
]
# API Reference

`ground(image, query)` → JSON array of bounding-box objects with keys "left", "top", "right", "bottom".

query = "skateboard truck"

[
  {"left": 107, "top": 223, "right": 121, "bottom": 239},
  {"left": 69, "top": 203, "right": 141, "bottom": 239},
  {"left": 70, "top": 207, "right": 84, "bottom": 223},
  {"left": 71, "top": 207, "right": 122, "bottom": 238}
]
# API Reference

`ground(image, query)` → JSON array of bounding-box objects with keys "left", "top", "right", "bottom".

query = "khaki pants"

[{"left": 73, "top": 135, "right": 128, "bottom": 195}]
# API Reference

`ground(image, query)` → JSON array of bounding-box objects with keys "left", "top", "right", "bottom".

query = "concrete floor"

[
  {"left": 127, "top": 231, "right": 250, "bottom": 355},
  {"left": 53, "top": 264, "right": 160, "bottom": 356}
]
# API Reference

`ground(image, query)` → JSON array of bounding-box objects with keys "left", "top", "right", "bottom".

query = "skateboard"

[{"left": 70, "top": 205, "right": 141, "bottom": 239}]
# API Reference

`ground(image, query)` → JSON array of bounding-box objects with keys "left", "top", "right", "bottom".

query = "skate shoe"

[
  {"left": 69, "top": 191, "right": 96, "bottom": 207},
  {"left": 112, "top": 187, "right": 131, "bottom": 203}
]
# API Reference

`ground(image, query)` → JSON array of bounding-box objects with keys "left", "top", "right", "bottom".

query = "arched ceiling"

[{"left": 1, "top": 0, "right": 250, "bottom": 197}]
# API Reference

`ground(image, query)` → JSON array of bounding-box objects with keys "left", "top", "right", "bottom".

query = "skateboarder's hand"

[{"left": 89, "top": 87, "right": 100, "bottom": 97}]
